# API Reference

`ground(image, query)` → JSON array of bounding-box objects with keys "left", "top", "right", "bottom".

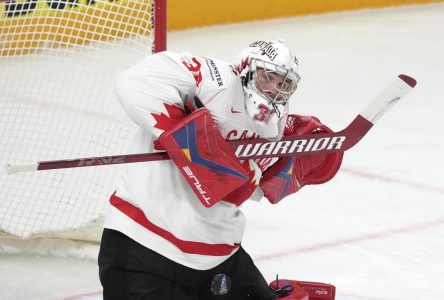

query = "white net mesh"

[{"left": 0, "top": 0, "right": 161, "bottom": 243}]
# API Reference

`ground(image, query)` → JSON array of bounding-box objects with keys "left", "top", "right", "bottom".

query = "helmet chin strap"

[
  {"left": 242, "top": 71, "right": 253, "bottom": 86},
  {"left": 271, "top": 101, "right": 283, "bottom": 119}
]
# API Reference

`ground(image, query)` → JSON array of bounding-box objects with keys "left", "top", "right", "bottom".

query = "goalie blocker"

[{"left": 158, "top": 108, "right": 255, "bottom": 207}]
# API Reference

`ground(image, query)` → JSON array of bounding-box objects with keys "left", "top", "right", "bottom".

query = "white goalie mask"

[{"left": 234, "top": 40, "right": 301, "bottom": 141}]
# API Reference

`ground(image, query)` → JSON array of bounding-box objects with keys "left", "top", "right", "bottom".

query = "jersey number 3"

[
  {"left": 253, "top": 104, "right": 273, "bottom": 123},
  {"left": 182, "top": 57, "right": 202, "bottom": 87}
]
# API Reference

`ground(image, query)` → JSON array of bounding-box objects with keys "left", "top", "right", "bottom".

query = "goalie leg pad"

[
  {"left": 269, "top": 279, "right": 336, "bottom": 300},
  {"left": 159, "top": 109, "right": 249, "bottom": 207}
]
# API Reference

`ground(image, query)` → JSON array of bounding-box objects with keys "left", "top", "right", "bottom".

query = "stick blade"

[{"left": 361, "top": 74, "right": 416, "bottom": 124}]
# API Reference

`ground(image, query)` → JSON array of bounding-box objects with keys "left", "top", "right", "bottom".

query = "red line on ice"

[
  {"left": 255, "top": 218, "right": 444, "bottom": 262},
  {"left": 341, "top": 167, "right": 444, "bottom": 195}
]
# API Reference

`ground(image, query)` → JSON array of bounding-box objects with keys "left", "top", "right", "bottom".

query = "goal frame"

[{"left": 153, "top": 0, "right": 167, "bottom": 53}]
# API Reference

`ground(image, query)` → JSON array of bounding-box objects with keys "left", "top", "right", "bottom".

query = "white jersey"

[{"left": 104, "top": 51, "right": 277, "bottom": 270}]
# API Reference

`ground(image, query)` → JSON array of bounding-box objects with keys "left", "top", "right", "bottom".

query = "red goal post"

[{"left": 0, "top": 0, "right": 167, "bottom": 253}]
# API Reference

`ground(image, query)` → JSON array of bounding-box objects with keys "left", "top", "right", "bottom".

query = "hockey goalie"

[{"left": 98, "top": 40, "right": 343, "bottom": 299}]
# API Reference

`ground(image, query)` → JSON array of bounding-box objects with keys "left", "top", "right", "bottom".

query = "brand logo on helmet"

[{"left": 250, "top": 41, "right": 278, "bottom": 61}]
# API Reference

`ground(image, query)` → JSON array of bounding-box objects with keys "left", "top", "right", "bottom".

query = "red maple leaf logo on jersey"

[{"left": 151, "top": 103, "right": 186, "bottom": 131}]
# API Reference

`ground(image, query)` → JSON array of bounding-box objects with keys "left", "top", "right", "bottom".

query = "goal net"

[{"left": 0, "top": 0, "right": 166, "bottom": 254}]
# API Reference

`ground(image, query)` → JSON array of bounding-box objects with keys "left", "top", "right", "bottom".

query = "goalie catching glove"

[
  {"left": 260, "top": 114, "right": 344, "bottom": 204},
  {"left": 157, "top": 108, "right": 261, "bottom": 207}
]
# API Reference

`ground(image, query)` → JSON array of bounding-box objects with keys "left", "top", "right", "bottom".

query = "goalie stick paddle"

[{"left": 6, "top": 74, "right": 416, "bottom": 174}]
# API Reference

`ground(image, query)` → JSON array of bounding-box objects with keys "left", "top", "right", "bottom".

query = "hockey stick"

[{"left": 6, "top": 74, "right": 416, "bottom": 174}]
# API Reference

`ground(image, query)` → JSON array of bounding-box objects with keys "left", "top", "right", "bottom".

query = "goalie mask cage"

[{"left": 0, "top": 0, "right": 166, "bottom": 252}]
